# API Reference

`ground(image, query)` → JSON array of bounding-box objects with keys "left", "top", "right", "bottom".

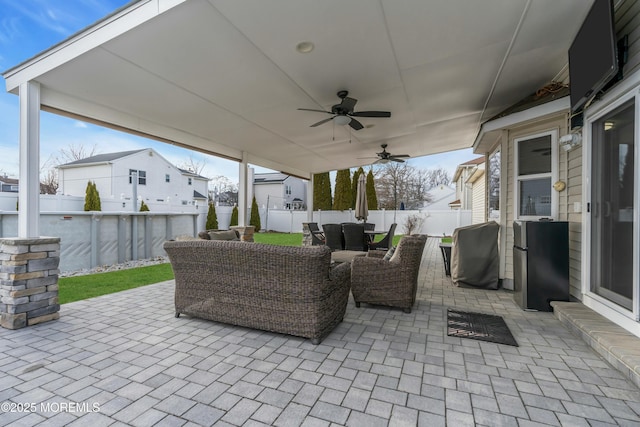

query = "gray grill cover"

[{"left": 451, "top": 221, "right": 499, "bottom": 289}]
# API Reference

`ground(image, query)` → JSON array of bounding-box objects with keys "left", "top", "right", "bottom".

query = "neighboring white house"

[
  {"left": 0, "top": 175, "right": 18, "bottom": 193},
  {"left": 57, "top": 148, "right": 209, "bottom": 211},
  {"left": 253, "top": 172, "right": 307, "bottom": 210},
  {"left": 422, "top": 184, "right": 456, "bottom": 210},
  {"left": 450, "top": 157, "right": 486, "bottom": 223}
]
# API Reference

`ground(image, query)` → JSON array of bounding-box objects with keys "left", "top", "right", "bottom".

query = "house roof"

[
  {"left": 193, "top": 190, "right": 207, "bottom": 199},
  {"left": 453, "top": 156, "right": 485, "bottom": 182},
  {"left": 58, "top": 149, "right": 146, "bottom": 167},
  {"left": 254, "top": 173, "right": 289, "bottom": 184},
  {"left": 177, "top": 168, "right": 209, "bottom": 180},
  {"left": 473, "top": 83, "right": 571, "bottom": 153},
  {"left": 2, "top": 1, "right": 594, "bottom": 178},
  {"left": 0, "top": 176, "right": 19, "bottom": 185}
]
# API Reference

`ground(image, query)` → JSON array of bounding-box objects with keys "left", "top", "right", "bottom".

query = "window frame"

[
  {"left": 129, "top": 169, "right": 147, "bottom": 185},
  {"left": 513, "top": 130, "right": 558, "bottom": 220}
]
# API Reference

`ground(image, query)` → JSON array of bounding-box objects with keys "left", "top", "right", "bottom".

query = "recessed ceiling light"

[{"left": 296, "top": 41, "right": 314, "bottom": 53}]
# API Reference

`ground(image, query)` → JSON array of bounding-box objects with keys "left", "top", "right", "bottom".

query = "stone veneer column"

[
  {"left": 301, "top": 223, "right": 313, "bottom": 246},
  {"left": 230, "top": 226, "right": 255, "bottom": 242},
  {"left": 0, "top": 237, "right": 60, "bottom": 329}
]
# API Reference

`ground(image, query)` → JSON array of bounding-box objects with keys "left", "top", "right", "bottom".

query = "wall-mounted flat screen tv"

[{"left": 569, "top": 0, "right": 618, "bottom": 113}]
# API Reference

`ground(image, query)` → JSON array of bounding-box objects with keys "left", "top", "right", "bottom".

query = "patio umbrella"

[{"left": 355, "top": 173, "right": 368, "bottom": 221}]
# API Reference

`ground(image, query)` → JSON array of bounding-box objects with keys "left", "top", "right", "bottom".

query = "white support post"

[
  {"left": 238, "top": 154, "right": 248, "bottom": 226},
  {"left": 306, "top": 176, "right": 314, "bottom": 222},
  {"left": 18, "top": 81, "right": 41, "bottom": 238}
]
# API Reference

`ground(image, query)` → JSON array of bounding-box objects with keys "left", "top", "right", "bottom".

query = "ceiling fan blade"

[
  {"left": 339, "top": 97, "right": 358, "bottom": 113},
  {"left": 390, "top": 158, "right": 405, "bottom": 163},
  {"left": 349, "top": 118, "right": 364, "bottom": 130},
  {"left": 390, "top": 154, "right": 410, "bottom": 158},
  {"left": 310, "top": 117, "right": 334, "bottom": 127},
  {"left": 298, "top": 108, "right": 331, "bottom": 114},
  {"left": 351, "top": 111, "right": 391, "bottom": 118}
]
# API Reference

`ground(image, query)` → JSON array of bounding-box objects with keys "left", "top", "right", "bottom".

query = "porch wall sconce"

[{"left": 560, "top": 133, "right": 582, "bottom": 152}]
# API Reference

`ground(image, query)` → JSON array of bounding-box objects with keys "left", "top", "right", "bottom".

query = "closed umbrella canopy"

[{"left": 355, "top": 173, "right": 368, "bottom": 221}]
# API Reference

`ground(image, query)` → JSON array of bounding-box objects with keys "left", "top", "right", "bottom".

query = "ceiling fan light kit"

[{"left": 333, "top": 115, "right": 351, "bottom": 126}]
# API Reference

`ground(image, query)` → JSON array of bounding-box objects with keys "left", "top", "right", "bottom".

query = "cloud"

[{"left": 73, "top": 121, "right": 88, "bottom": 128}]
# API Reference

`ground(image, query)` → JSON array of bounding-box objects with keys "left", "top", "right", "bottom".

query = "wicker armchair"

[{"left": 351, "top": 234, "right": 427, "bottom": 313}]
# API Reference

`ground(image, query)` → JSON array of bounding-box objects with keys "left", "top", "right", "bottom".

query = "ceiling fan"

[
  {"left": 298, "top": 90, "right": 391, "bottom": 131},
  {"left": 360, "top": 144, "right": 410, "bottom": 164}
]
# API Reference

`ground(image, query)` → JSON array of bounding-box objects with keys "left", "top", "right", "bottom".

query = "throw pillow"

[
  {"left": 197, "top": 231, "right": 211, "bottom": 240},
  {"left": 383, "top": 246, "right": 396, "bottom": 261}
]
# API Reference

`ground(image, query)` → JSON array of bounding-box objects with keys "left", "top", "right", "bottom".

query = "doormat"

[{"left": 447, "top": 309, "right": 518, "bottom": 347}]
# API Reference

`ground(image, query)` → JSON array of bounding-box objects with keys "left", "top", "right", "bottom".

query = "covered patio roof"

[{"left": 3, "top": 0, "right": 591, "bottom": 179}]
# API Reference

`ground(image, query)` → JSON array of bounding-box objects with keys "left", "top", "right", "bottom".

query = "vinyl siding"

[
  {"left": 503, "top": 114, "right": 570, "bottom": 283},
  {"left": 472, "top": 174, "right": 486, "bottom": 224}
]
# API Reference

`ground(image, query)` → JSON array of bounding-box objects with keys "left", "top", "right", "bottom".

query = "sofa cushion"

[
  {"left": 209, "top": 230, "right": 240, "bottom": 241},
  {"left": 198, "top": 231, "right": 211, "bottom": 240},
  {"left": 383, "top": 246, "right": 396, "bottom": 261}
]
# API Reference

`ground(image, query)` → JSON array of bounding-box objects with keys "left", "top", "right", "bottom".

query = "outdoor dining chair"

[
  {"left": 322, "top": 224, "right": 344, "bottom": 251},
  {"left": 342, "top": 223, "right": 368, "bottom": 251},
  {"left": 307, "top": 222, "right": 326, "bottom": 246},
  {"left": 368, "top": 223, "right": 397, "bottom": 251}
]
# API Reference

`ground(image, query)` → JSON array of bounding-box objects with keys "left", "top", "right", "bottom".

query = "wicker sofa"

[{"left": 163, "top": 240, "right": 351, "bottom": 344}]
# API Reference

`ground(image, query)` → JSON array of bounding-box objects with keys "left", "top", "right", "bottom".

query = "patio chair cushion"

[
  {"left": 198, "top": 229, "right": 241, "bottom": 241},
  {"left": 382, "top": 246, "right": 396, "bottom": 261}
]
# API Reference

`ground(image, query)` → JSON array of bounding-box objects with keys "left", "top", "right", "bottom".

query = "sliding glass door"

[{"left": 590, "top": 99, "right": 635, "bottom": 309}]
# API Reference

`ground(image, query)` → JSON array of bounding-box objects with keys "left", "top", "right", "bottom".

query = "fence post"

[
  {"left": 90, "top": 212, "right": 101, "bottom": 268},
  {"left": 165, "top": 215, "right": 172, "bottom": 241},
  {"left": 145, "top": 215, "right": 152, "bottom": 259},
  {"left": 118, "top": 215, "right": 127, "bottom": 263},
  {"left": 132, "top": 215, "right": 138, "bottom": 260}
]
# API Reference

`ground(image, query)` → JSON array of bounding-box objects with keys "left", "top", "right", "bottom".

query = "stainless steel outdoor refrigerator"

[{"left": 513, "top": 220, "right": 570, "bottom": 311}]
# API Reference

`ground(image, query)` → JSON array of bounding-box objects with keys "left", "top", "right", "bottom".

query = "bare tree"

[
  {"left": 40, "top": 143, "right": 100, "bottom": 195},
  {"left": 375, "top": 163, "right": 439, "bottom": 209},
  {"left": 40, "top": 169, "right": 59, "bottom": 195},
  {"left": 56, "top": 143, "right": 99, "bottom": 163},
  {"left": 423, "top": 167, "right": 451, "bottom": 189},
  {"left": 181, "top": 154, "right": 207, "bottom": 175},
  {"left": 209, "top": 175, "right": 238, "bottom": 205}
]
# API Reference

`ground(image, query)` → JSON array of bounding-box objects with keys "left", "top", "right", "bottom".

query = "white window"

[
  {"left": 488, "top": 148, "right": 500, "bottom": 220},
  {"left": 129, "top": 169, "right": 146, "bottom": 185},
  {"left": 514, "top": 131, "right": 558, "bottom": 219},
  {"left": 165, "top": 174, "right": 170, "bottom": 183},
  {"left": 285, "top": 185, "right": 292, "bottom": 195},
  {"left": 188, "top": 178, "right": 192, "bottom": 186}
]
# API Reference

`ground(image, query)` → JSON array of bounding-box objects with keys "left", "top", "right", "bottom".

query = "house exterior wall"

[
  {"left": 59, "top": 164, "right": 112, "bottom": 196},
  {"left": 59, "top": 149, "right": 209, "bottom": 211},
  {"left": 471, "top": 173, "right": 486, "bottom": 224},
  {"left": 492, "top": 113, "right": 570, "bottom": 289},
  {"left": 254, "top": 183, "right": 282, "bottom": 208},
  {"left": 253, "top": 177, "right": 307, "bottom": 210},
  {"left": 283, "top": 176, "right": 307, "bottom": 209}
]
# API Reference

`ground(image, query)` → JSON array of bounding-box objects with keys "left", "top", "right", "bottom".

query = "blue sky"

[{"left": 0, "top": 0, "right": 474, "bottom": 184}]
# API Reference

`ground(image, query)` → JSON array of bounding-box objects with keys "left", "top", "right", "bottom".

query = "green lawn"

[
  {"left": 59, "top": 263, "right": 174, "bottom": 304},
  {"left": 59, "top": 231, "right": 404, "bottom": 304}
]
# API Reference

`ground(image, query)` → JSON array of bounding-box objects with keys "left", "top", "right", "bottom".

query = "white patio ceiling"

[{"left": 3, "top": 0, "right": 592, "bottom": 179}]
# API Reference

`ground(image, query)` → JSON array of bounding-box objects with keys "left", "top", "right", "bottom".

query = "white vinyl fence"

[
  {"left": 0, "top": 211, "right": 198, "bottom": 273},
  {"left": 259, "top": 208, "right": 472, "bottom": 236}
]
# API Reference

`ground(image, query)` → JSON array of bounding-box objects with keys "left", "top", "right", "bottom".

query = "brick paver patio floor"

[{"left": 1, "top": 238, "right": 639, "bottom": 426}]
